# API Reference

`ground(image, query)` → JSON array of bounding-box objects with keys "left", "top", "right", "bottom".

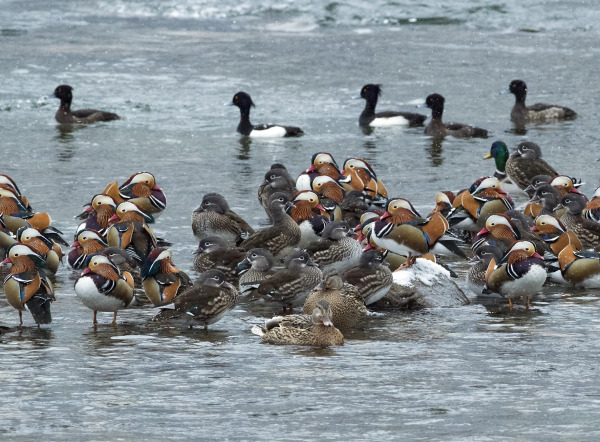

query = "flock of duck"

[{"left": 0, "top": 80, "right": 588, "bottom": 346}]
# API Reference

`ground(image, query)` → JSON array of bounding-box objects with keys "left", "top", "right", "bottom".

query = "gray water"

[{"left": 1, "top": 1, "right": 600, "bottom": 439}]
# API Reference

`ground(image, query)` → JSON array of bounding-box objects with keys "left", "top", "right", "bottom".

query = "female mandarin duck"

[
  {"left": 531, "top": 215, "right": 582, "bottom": 256},
  {"left": 237, "top": 248, "right": 276, "bottom": 298},
  {"left": 141, "top": 248, "right": 192, "bottom": 306},
  {"left": 501, "top": 80, "right": 577, "bottom": 126},
  {"left": 227, "top": 91, "right": 304, "bottom": 138},
  {"left": 422, "top": 93, "right": 488, "bottom": 138},
  {"left": 252, "top": 299, "right": 344, "bottom": 347},
  {"left": 16, "top": 227, "right": 62, "bottom": 276},
  {"left": 339, "top": 158, "right": 388, "bottom": 205},
  {"left": 51, "top": 84, "right": 120, "bottom": 124},
  {"left": 193, "top": 236, "right": 246, "bottom": 285},
  {"left": 106, "top": 201, "right": 158, "bottom": 264},
  {"left": 192, "top": 192, "right": 254, "bottom": 246},
  {"left": 240, "top": 193, "right": 301, "bottom": 259},
  {"left": 557, "top": 193, "right": 600, "bottom": 249},
  {"left": 76, "top": 194, "right": 117, "bottom": 238},
  {"left": 258, "top": 165, "right": 298, "bottom": 217},
  {"left": 355, "top": 84, "right": 427, "bottom": 128},
  {"left": 484, "top": 240, "right": 546, "bottom": 309},
  {"left": 342, "top": 249, "right": 393, "bottom": 305},
  {"left": 467, "top": 245, "right": 504, "bottom": 295},
  {"left": 305, "top": 221, "right": 363, "bottom": 278},
  {"left": 2, "top": 244, "right": 55, "bottom": 326},
  {"left": 153, "top": 269, "right": 239, "bottom": 330},
  {"left": 552, "top": 245, "right": 600, "bottom": 288},
  {"left": 74, "top": 254, "right": 134, "bottom": 325},
  {"left": 68, "top": 230, "right": 108, "bottom": 269}
]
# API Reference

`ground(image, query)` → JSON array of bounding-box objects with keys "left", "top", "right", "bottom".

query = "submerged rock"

[{"left": 372, "top": 258, "right": 469, "bottom": 310}]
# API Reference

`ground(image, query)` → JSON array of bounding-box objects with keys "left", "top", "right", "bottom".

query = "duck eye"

[
  {"left": 251, "top": 253, "right": 257, "bottom": 258},
  {"left": 234, "top": 95, "right": 238, "bottom": 100}
]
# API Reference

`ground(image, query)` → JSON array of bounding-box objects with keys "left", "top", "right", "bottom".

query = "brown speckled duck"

[
  {"left": 193, "top": 236, "right": 246, "bottom": 285},
  {"left": 342, "top": 249, "right": 393, "bottom": 305},
  {"left": 192, "top": 193, "right": 254, "bottom": 246},
  {"left": 305, "top": 221, "right": 363, "bottom": 277}
]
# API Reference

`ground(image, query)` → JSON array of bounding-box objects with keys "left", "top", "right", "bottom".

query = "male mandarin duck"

[
  {"left": 240, "top": 193, "right": 301, "bottom": 258},
  {"left": 76, "top": 194, "right": 117, "bottom": 237},
  {"left": 193, "top": 236, "right": 246, "bottom": 285},
  {"left": 556, "top": 193, "right": 600, "bottom": 249},
  {"left": 303, "top": 275, "right": 367, "bottom": 332},
  {"left": 306, "top": 152, "right": 342, "bottom": 180},
  {"left": 448, "top": 176, "right": 514, "bottom": 232},
  {"left": 0, "top": 174, "right": 31, "bottom": 210},
  {"left": 484, "top": 241, "right": 546, "bottom": 308},
  {"left": 531, "top": 215, "right": 582, "bottom": 256},
  {"left": 51, "top": 84, "right": 120, "bottom": 124},
  {"left": 342, "top": 249, "right": 393, "bottom": 305},
  {"left": 552, "top": 245, "right": 600, "bottom": 288},
  {"left": 422, "top": 93, "right": 488, "bottom": 138},
  {"left": 74, "top": 254, "right": 134, "bottom": 325},
  {"left": 485, "top": 141, "right": 558, "bottom": 191},
  {"left": 141, "top": 248, "right": 192, "bottom": 307},
  {"left": 153, "top": 269, "right": 239, "bottom": 330},
  {"left": 68, "top": 230, "right": 108, "bottom": 269},
  {"left": 106, "top": 201, "right": 158, "bottom": 263},
  {"left": 16, "top": 227, "right": 62, "bottom": 275},
  {"left": 427, "top": 191, "right": 455, "bottom": 218},
  {"left": 476, "top": 213, "right": 550, "bottom": 256},
  {"left": 286, "top": 190, "right": 330, "bottom": 248},
  {"left": 118, "top": 172, "right": 167, "bottom": 217},
  {"left": 309, "top": 176, "right": 344, "bottom": 222},
  {"left": 2, "top": 244, "right": 55, "bottom": 326},
  {"left": 501, "top": 80, "right": 577, "bottom": 126},
  {"left": 467, "top": 245, "right": 504, "bottom": 295},
  {"left": 584, "top": 186, "right": 600, "bottom": 222},
  {"left": 339, "top": 158, "right": 388, "bottom": 204},
  {"left": 252, "top": 299, "right": 344, "bottom": 347},
  {"left": 355, "top": 84, "right": 427, "bottom": 128},
  {"left": 305, "top": 221, "right": 363, "bottom": 278},
  {"left": 192, "top": 193, "right": 254, "bottom": 246},
  {"left": 256, "top": 250, "right": 323, "bottom": 313},
  {"left": 237, "top": 248, "right": 276, "bottom": 298}
]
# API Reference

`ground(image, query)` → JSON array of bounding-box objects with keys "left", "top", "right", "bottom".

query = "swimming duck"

[
  {"left": 227, "top": 91, "right": 304, "bottom": 137},
  {"left": 153, "top": 269, "right": 239, "bottom": 330},
  {"left": 192, "top": 192, "right": 254, "bottom": 246},
  {"left": 305, "top": 221, "right": 363, "bottom": 277},
  {"left": 554, "top": 245, "right": 600, "bottom": 288},
  {"left": 467, "top": 245, "right": 504, "bottom": 295},
  {"left": 74, "top": 254, "right": 134, "bottom": 325},
  {"left": 192, "top": 236, "right": 246, "bottom": 285},
  {"left": 68, "top": 230, "right": 108, "bottom": 269},
  {"left": 2, "top": 244, "right": 55, "bottom": 326},
  {"left": 141, "top": 248, "right": 192, "bottom": 306},
  {"left": 256, "top": 250, "right": 323, "bottom": 312},
  {"left": 484, "top": 241, "right": 546, "bottom": 308},
  {"left": 501, "top": 80, "right": 577, "bottom": 126},
  {"left": 106, "top": 201, "right": 158, "bottom": 264},
  {"left": 557, "top": 193, "right": 600, "bottom": 249},
  {"left": 422, "top": 93, "right": 488, "bottom": 138},
  {"left": 252, "top": 299, "right": 344, "bottom": 347},
  {"left": 341, "top": 249, "right": 393, "bottom": 305},
  {"left": 51, "top": 85, "right": 120, "bottom": 124},
  {"left": 237, "top": 248, "right": 276, "bottom": 298},
  {"left": 355, "top": 84, "right": 427, "bottom": 128},
  {"left": 240, "top": 193, "right": 301, "bottom": 258},
  {"left": 118, "top": 172, "right": 167, "bottom": 217},
  {"left": 303, "top": 275, "right": 367, "bottom": 332},
  {"left": 531, "top": 214, "right": 582, "bottom": 256}
]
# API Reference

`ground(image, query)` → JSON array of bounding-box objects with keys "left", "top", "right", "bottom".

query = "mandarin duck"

[
  {"left": 256, "top": 250, "right": 323, "bottom": 313},
  {"left": 153, "top": 269, "right": 239, "bottom": 330},
  {"left": 115, "top": 172, "right": 167, "bottom": 218},
  {"left": 303, "top": 274, "right": 367, "bottom": 332},
  {"left": 501, "top": 80, "right": 577, "bottom": 126},
  {"left": 341, "top": 249, "right": 393, "bottom": 305},
  {"left": 240, "top": 193, "right": 301, "bottom": 258},
  {"left": 0, "top": 174, "right": 31, "bottom": 210},
  {"left": 141, "top": 248, "right": 192, "bottom": 306},
  {"left": 287, "top": 190, "right": 329, "bottom": 248},
  {"left": 467, "top": 245, "right": 504, "bottom": 295},
  {"left": 583, "top": 186, "right": 600, "bottom": 223},
  {"left": 556, "top": 193, "right": 600, "bottom": 249},
  {"left": 531, "top": 215, "right": 582, "bottom": 256},
  {"left": 305, "top": 221, "right": 363, "bottom": 277},
  {"left": 356, "top": 84, "right": 427, "bottom": 128},
  {"left": 74, "top": 254, "right": 134, "bottom": 325},
  {"left": 340, "top": 190, "right": 370, "bottom": 228},
  {"left": 193, "top": 236, "right": 246, "bottom": 285},
  {"left": 192, "top": 192, "right": 254, "bottom": 246},
  {"left": 552, "top": 245, "right": 600, "bottom": 288},
  {"left": 476, "top": 213, "right": 550, "bottom": 256},
  {"left": 258, "top": 165, "right": 297, "bottom": 216},
  {"left": 51, "top": 84, "right": 120, "bottom": 124},
  {"left": 106, "top": 201, "right": 158, "bottom": 263},
  {"left": 484, "top": 241, "right": 547, "bottom": 308},
  {"left": 237, "top": 248, "right": 277, "bottom": 298},
  {"left": 76, "top": 194, "right": 117, "bottom": 237},
  {"left": 16, "top": 227, "right": 62, "bottom": 275},
  {"left": 2, "top": 244, "right": 55, "bottom": 326},
  {"left": 339, "top": 158, "right": 388, "bottom": 204},
  {"left": 310, "top": 175, "right": 345, "bottom": 219},
  {"left": 251, "top": 299, "right": 344, "bottom": 347},
  {"left": 306, "top": 152, "right": 342, "bottom": 180},
  {"left": 528, "top": 184, "right": 561, "bottom": 218},
  {"left": 227, "top": 91, "right": 304, "bottom": 137},
  {"left": 422, "top": 93, "right": 488, "bottom": 138},
  {"left": 68, "top": 230, "right": 108, "bottom": 269}
]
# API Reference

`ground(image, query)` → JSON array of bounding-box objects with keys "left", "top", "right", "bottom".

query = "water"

[{"left": 1, "top": 0, "right": 600, "bottom": 438}]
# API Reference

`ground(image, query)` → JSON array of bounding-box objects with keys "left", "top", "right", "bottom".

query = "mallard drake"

[
  {"left": 252, "top": 299, "right": 344, "bottom": 346},
  {"left": 303, "top": 275, "right": 367, "bottom": 332},
  {"left": 501, "top": 80, "right": 577, "bottom": 126},
  {"left": 355, "top": 84, "right": 427, "bottom": 128},
  {"left": 141, "top": 248, "right": 192, "bottom": 306},
  {"left": 342, "top": 249, "right": 393, "bottom": 305},
  {"left": 51, "top": 84, "right": 120, "bottom": 124},
  {"left": 305, "top": 221, "right": 363, "bottom": 277},
  {"left": 422, "top": 93, "right": 488, "bottom": 138}
]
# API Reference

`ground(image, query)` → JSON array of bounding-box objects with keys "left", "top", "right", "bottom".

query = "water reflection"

[
  {"left": 426, "top": 136, "right": 444, "bottom": 167},
  {"left": 237, "top": 136, "right": 252, "bottom": 161},
  {"left": 360, "top": 125, "right": 374, "bottom": 136},
  {"left": 10, "top": 327, "right": 54, "bottom": 348},
  {"left": 54, "top": 124, "right": 84, "bottom": 162}
]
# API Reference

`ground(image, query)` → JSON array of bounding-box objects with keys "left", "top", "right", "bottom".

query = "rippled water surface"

[{"left": 1, "top": 0, "right": 600, "bottom": 439}]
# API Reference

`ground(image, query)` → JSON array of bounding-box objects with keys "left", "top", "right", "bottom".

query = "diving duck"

[
  {"left": 141, "top": 248, "right": 192, "bottom": 306},
  {"left": 484, "top": 241, "right": 547, "bottom": 308},
  {"left": 237, "top": 248, "right": 276, "bottom": 298},
  {"left": 227, "top": 91, "right": 304, "bottom": 137},
  {"left": 341, "top": 249, "right": 393, "bottom": 305},
  {"left": 422, "top": 93, "right": 488, "bottom": 138},
  {"left": 355, "top": 84, "right": 427, "bottom": 128},
  {"left": 251, "top": 299, "right": 344, "bottom": 347},
  {"left": 240, "top": 193, "right": 301, "bottom": 258},
  {"left": 339, "top": 158, "right": 388, "bottom": 204},
  {"left": 74, "top": 254, "right": 134, "bottom": 325},
  {"left": 256, "top": 250, "right": 323, "bottom": 312},
  {"left": 106, "top": 201, "right": 158, "bottom": 264},
  {"left": 117, "top": 172, "right": 167, "bottom": 218},
  {"left": 68, "top": 230, "right": 108, "bottom": 269},
  {"left": 532, "top": 215, "right": 582, "bottom": 257},
  {"left": 557, "top": 193, "right": 600, "bottom": 249},
  {"left": 192, "top": 236, "right": 246, "bottom": 285},
  {"left": 553, "top": 245, "right": 600, "bottom": 288},
  {"left": 192, "top": 192, "right": 254, "bottom": 246},
  {"left": 2, "top": 244, "right": 55, "bottom": 326},
  {"left": 305, "top": 221, "right": 363, "bottom": 277},
  {"left": 467, "top": 245, "right": 504, "bottom": 295},
  {"left": 51, "top": 84, "right": 120, "bottom": 124},
  {"left": 303, "top": 274, "right": 367, "bottom": 332},
  {"left": 501, "top": 80, "right": 577, "bottom": 126},
  {"left": 153, "top": 269, "right": 239, "bottom": 330}
]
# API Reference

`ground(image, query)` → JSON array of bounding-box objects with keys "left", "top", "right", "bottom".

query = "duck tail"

[{"left": 251, "top": 325, "right": 265, "bottom": 337}]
